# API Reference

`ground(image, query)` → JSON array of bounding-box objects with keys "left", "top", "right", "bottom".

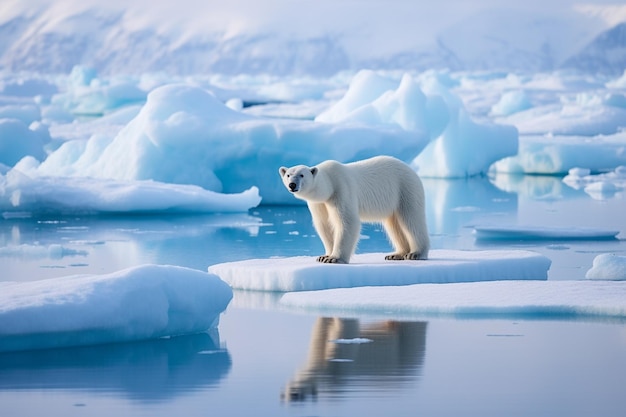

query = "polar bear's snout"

[{"left": 280, "top": 165, "right": 314, "bottom": 194}]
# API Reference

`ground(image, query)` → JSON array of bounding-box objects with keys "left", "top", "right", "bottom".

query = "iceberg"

[
  {"left": 208, "top": 249, "right": 551, "bottom": 292},
  {"left": 0, "top": 119, "right": 50, "bottom": 167},
  {"left": 316, "top": 71, "right": 449, "bottom": 136},
  {"left": 280, "top": 280, "right": 626, "bottom": 320},
  {"left": 0, "top": 264, "right": 233, "bottom": 352},
  {"left": 315, "top": 70, "right": 519, "bottom": 178},
  {"left": 51, "top": 70, "right": 147, "bottom": 116},
  {"left": 2, "top": 67, "right": 626, "bottom": 208},
  {"left": 412, "top": 107, "right": 518, "bottom": 177},
  {"left": 36, "top": 83, "right": 429, "bottom": 204},
  {"left": 586, "top": 253, "right": 626, "bottom": 280}
]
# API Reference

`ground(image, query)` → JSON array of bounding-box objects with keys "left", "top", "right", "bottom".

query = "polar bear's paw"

[
  {"left": 317, "top": 255, "right": 346, "bottom": 264},
  {"left": 404, "top": 252, "right": 427, "bottom": 260},
  {"left": 385, "top": 252, "right": 427, "bottom": 261}
]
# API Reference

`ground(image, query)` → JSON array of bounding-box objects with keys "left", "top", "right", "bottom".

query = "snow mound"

[
  {"left": 280, "top": 280, "right": 626, "bottom": 319},
  {"left": 473, "top": 225, "right": 619, "bottom": 241},
  {"left": 586, "top": 254, "right": 626, "bottom": 280},
  {"left": 208, "top": 249, "right": 551, "bottom": 292},
  {"left": 0, "top": 265, "right": 233, "bottom": 352},
  {"left": 0, "top": 167, "right": 261, "bottom": 214}
]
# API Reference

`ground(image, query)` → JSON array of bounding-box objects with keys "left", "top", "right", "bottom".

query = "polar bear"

[{"left": 279, "top": 155, "right": 429, "bottom": 264}]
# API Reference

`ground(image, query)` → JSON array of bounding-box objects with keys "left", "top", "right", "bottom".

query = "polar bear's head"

[{"left": 279, "top": 165, "right": 318, "bottom": 195}]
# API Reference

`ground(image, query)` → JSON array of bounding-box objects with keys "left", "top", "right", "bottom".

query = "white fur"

[{"left": 279, "top": 155, "right": 430, "bottom": 264}]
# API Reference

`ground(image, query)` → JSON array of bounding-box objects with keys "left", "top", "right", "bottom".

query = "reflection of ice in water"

[
  {"left": 0, "top": 332, "right": 231, "bottom": 402},
  {"left": 422, "top": 177, "right": 517, "bottom": 237},
  {"left": 0, "top": 244, "right": 87, "bottom": 259},
  {"left": 282, "top": 318, "right": 427, "bottom": 402}
]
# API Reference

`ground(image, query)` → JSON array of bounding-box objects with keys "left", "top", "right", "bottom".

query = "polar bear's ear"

[
  {"left": 279, "top": 167, "right": 287, "bottom": 177},
  {"left": 310, "top": 167, "right": 318, "bottom": 176}
]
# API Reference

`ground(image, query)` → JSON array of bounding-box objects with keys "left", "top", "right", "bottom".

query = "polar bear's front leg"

[
  {"left": 308, "top": 203, "right": 334, "bottom": 260},
  {"left": 318, "top": 203, "right": 359, "bottom": 264}
]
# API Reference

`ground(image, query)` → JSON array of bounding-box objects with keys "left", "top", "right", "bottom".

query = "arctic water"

[{"left": 1, "top": 174, "right": 625, "bottom": 417}]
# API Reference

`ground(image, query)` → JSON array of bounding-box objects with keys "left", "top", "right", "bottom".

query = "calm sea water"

[{"left": 1, "top": 176, "right": 625, "bottom": 416}]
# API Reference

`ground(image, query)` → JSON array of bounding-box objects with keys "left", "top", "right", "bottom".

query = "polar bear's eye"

[
  {"left": 286, "top": 174, "right": 290, "bottom": 178},
  {"left": 299, "top": 174, "right": 304, "bottom": 178}
]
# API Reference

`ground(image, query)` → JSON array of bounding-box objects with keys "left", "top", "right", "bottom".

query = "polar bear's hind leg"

[
  {"left": 383, "top": 214, "right": 411, "bottom": 260},
  {"left": 397, "top": 198, "right": 429, "bottom": 260}
]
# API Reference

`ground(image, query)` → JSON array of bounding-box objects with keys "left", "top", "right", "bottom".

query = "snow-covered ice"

[
  {"left": 473, "top": 225, "right": 620, "bottom": 241},
  {"left": 490, "top": 90, "right": 532, "bottom": 116},
  {"left": 316, "top": 70, "right": 518, "bottom": 178},
  {"left": 0, "top": 264, "right": 233, "bottom": 352},
  {"left": 493, "top": 132, "right": 626, "bottom": 175},
  {"left": 586, "top": 253, "right": 626, "bottom": 280},
  {"left": 563, "top": 166, "right": 626, "bottom": 193},
  {"left": 0, "top": 243, "right": 87, "bottom": 259},
  {"left": 52, "top": 67, "right": 147, "bottom": 116},
  {"left": 208, "top": 250, "right": 551, "bottom": 292},
  {"left": 411, "top": 75, "right": 518, "bottom": 178},
  {"left": 1, "top": 68, "right": 625, "bottom": 209},
  {"left": 495, "top": 96, "right": 626, "bottom": 137},
  {"left": 280, "top": 280, "right": 626, "bottom": 320},
  {"left": 315, "top": 71, "right": 449, "bottom": 136},
  {"left": 0, "top": 167, "right": 261, "bottom": 214},
  {"left": 30, "top": 81, "right": 432, "bottom": 204},
  {"left": 0, "top": 119, "right": 50, "bottom": 167}
]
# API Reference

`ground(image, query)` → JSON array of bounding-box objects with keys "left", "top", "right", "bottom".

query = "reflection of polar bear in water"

[
  {"left": 281, "top": 318, "right": 427, "bottom": 402},
  {"left": 279, "top": 156, "right": 430, "bottom": 264}
]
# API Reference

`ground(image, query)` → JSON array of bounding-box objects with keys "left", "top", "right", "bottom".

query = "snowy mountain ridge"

[{"left": 0, "top": 1, "right": 625, "bottom": 76}]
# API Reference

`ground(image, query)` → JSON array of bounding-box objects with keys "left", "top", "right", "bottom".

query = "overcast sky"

[{"left": 3, "top": 0, "right": 625, "bottom": 58}]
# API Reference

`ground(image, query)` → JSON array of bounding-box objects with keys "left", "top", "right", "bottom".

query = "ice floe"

[
  {"left": 563, "top": 166, "right": 626, "bottom": 192},
  {"left": 0, "top": 168, "right": 261, "bottom": 214},
  {"left": 586, "top": 253, "right": 626, "bottom": 280},
  {"left": 280, "top": 280, "right": 626, "bottom": 320},
  {"left": 0, "top": 264, "right": 233, "bottom": 352},
  {"left": 207, "top": 249, "right": 551, "bottom": 292},
  {"left": 473, "top": 225, "right": 620, "bottom": 241}
]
